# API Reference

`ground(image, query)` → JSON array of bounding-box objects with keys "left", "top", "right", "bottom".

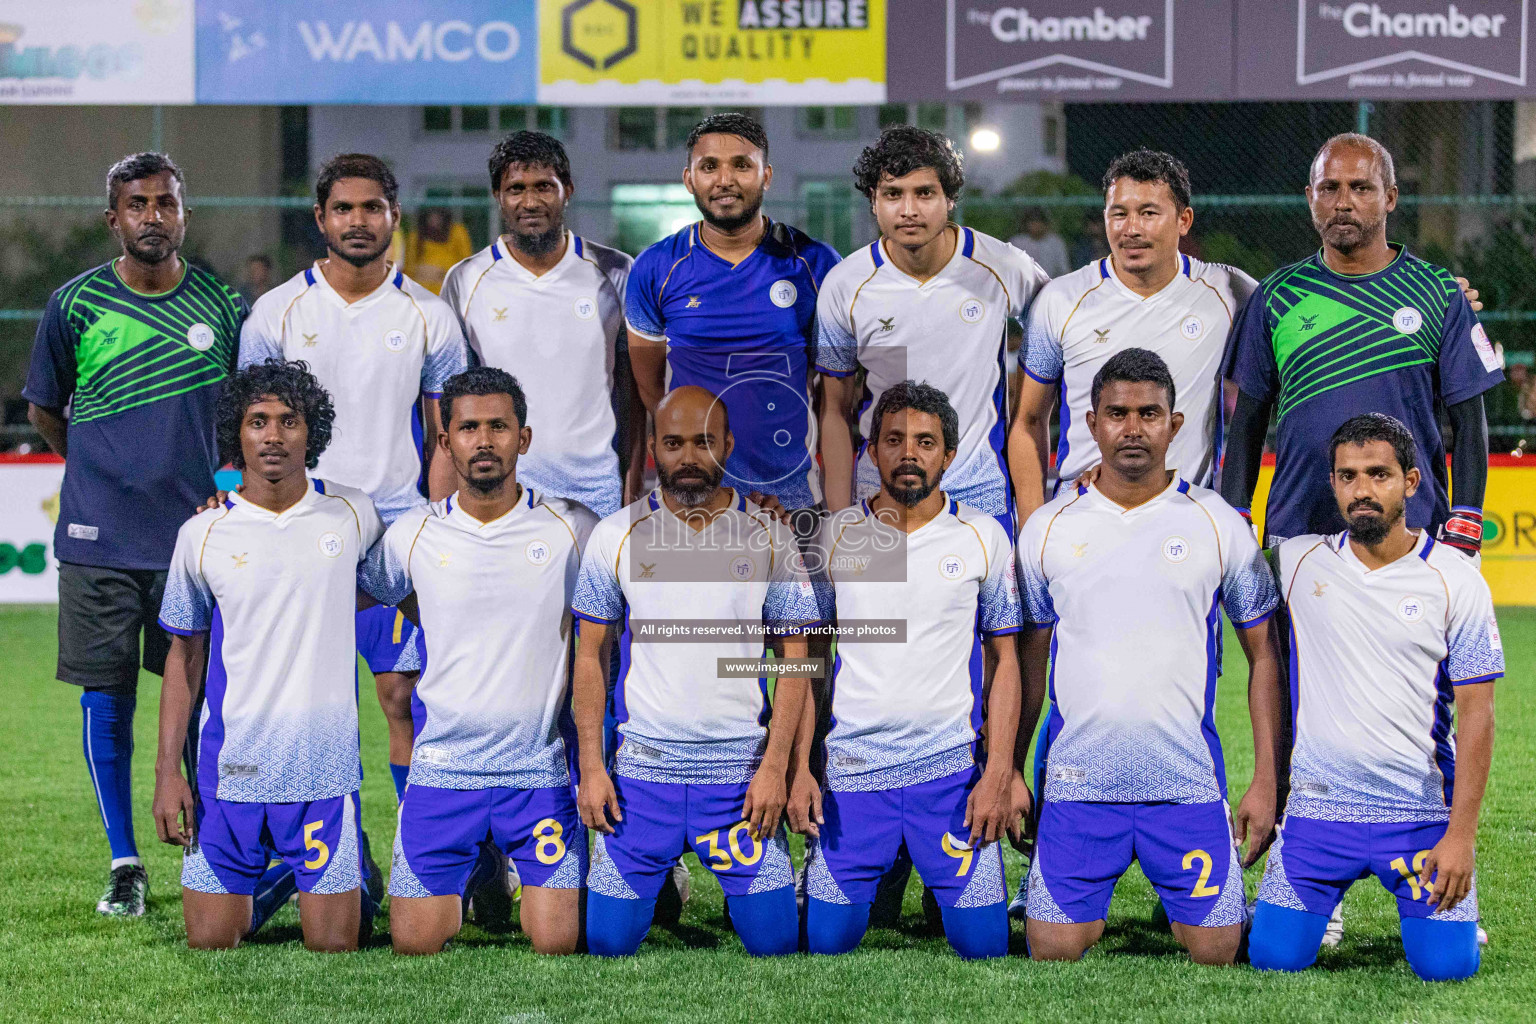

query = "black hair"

[
  {"left": 1315, "top": 133, "right": 1397, "bottom": 190},
  {"left": 488, "top": 130, "right": 574, "bottom": 192},
  {"left": 685, "top": 112, "right": 770, "bottom": 160},
  {"left": 1102, "top": 149, "right": 1192, "bottom": 210},
  {"left": 1091, "top": 348, "right": 1176, "bottom": 411},
  {"left": 1329, "top": 413, "right": 1416, "bottom": 474},
  {"left": 316, "top": 153, "right": 399, "bottom": 209},
  {"left": 853, "top": 126, "right": 965, "bottom": 202},
  {"left": 106, "top": 152, "right": 185, "bottom": 210},
  {"left": 218, "top": 359, "right": 335, "bottom": 470},
  {"left": 869, "top": 380, "right": 960, "bottom": 453},
  {"left": 440, "top": 366, "right": 528, "bottom": 430}
]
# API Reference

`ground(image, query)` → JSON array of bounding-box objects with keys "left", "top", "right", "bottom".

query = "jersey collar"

[
  {"left": 1086, "top": 473, "right": 1185, "bottom": 513},
  {"left": 445, "top": 483, "right": 537, "bottom": 529},
  {"left": 1100, "top": 252, "right": 1192, "bottom": 303},
  {"left": 1337, "top": 528, "right": 1431, "bottom": 574},
  {"left": 1311, "top": 242, "right": 1407, "bottom": 283},
  {"left": 305, "top": 260, "right": 405, "bottom": 308},
  {"left": 491, "top": 231, "right": 580, "bottom": 282},
  {"left": 877, "top": 224, "right": 969, "bottom": 288},
  {"left": 228, "top": 476, "right": 324, "bottom": 521}
]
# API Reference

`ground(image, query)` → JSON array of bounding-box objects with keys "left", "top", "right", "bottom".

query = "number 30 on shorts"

[
  {"left": 695, "top": 823, "right": 763, "bottom": 870},
  {"left": 532, "top": 818, "right": 567, "bottom": 865}
]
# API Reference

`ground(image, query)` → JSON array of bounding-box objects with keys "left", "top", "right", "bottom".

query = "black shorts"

[{"left": 56, "top": 562, "right": 170, "bottom": 692}]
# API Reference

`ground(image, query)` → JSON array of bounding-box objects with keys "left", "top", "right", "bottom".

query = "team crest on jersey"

[
  {"left": 317, "top": 532, "right": 344, "bottom": 558},
  {"left": 525, "top": 539, "right": 552, "bottom": 566},
  {"left": 729, "top": 555, "right": 756, "bottom": 581},
  {"left": 1392, "top": 307, "right": 1423, "bottom": 335},
  {"left": 1180, "top": 315, "right": 1204, "bottom": 340},
  {"left": 574, "top": 297, "right": 597, "bottom": 321},
  {"left": 186, "top": 323, "right": 215, "bottom": 351},
  {"left": 1397, "top": 595, "right": 1425, "bottom": 623},
  {"left": 383, "top": 329, "right": 409, "bottom": 352},
  {"left": 1471, "top": 323, "right": 1500, "bottom": 372},
  {"left": 769, "top": 280, "right": 798, "bottom": 308},
  {"left": 938, "top": 554, "right": 966, "bottom": 580},
  {"left": 1162, "top": 536, "right": 1190, "bottom": 563},
  {"left": 959, "top": 298, "right": 985, "bottom": 324}
]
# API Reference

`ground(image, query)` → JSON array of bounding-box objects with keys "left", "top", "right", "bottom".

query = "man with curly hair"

[{"left": 151, "top": 359, "right": 384, "bottom": 951}]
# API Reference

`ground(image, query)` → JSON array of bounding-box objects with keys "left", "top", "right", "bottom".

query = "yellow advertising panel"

[
  {"left": 539, "top": 0, "right": 885, "bottom": 103},
  {"left": 1252, "top": 460, "right": 1536, "bottom": 606}
]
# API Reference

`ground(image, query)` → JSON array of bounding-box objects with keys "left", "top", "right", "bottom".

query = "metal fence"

[{"left": 3, "top": 100, "right": 1535, "bottom": 453}]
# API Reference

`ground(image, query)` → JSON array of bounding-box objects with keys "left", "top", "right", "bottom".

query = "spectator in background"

[
  {"left": 238, "top": 254, "right": 273, "bottom": 304},
  {"left": 405, "top": 208, "right": 474, "bottom": 295},
  {"left": 1009, "top": 206, "right": 1071, "bottom": 278},
  {"left": 1511, "top": 358, "right": 1536, "bottom": 422},
  {"left": 1071, "top": 216, "right": 1110, "bottom": 268}
]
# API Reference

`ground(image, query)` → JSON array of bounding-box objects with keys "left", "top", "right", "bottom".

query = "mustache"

[{"left": 1348, "top": 499, "right": 1385, "bottom": 514}]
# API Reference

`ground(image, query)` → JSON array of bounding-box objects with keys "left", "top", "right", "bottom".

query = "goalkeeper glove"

[{"left": 1438, "top": 508, "right": 1483, "bottom": 559}]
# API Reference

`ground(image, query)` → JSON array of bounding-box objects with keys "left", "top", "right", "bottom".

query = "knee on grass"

[
  {"left": 940, "top": 903, "right": 1008, "bottom": 960},
  {"left": 805, "top": 899, "right": 871, "bottom": 955},
  {"left": 585, "top": 892, "right": 656, "bottom": 957},
  {"left": 1248, "top": 902, "right": 1328, "bottom": 973},
  {"left": 1402, "top": 918, "right": 1480, "bottom": 982}
]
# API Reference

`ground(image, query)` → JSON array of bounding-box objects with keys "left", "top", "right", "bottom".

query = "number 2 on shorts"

[{"left": 1182, "top": 849, "right": 1220, "bottom": 897}]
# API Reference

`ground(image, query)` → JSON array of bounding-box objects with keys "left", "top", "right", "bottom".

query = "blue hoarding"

[{"left": 196, "top": 1, "right": 536, "bottom": 103}]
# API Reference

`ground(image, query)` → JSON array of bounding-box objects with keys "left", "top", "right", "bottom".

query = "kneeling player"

[
  {"left": 152, "top": 360, "right": 382, "bottom": 951},
  {"left": 1016, "top": 349, "right": 1284, "bottom": 965},
  {"left": 572, "top": 387, "right": 819, "bottom": 957},
  {"left": 363, "top": 367, "right": 592, "bottom": 955},
  {"left": 1249, "top": 415, "right": 1499, "bottom": 981},
  {"left": 800, "top": 381, "right": 1023, "bottom": 959}
]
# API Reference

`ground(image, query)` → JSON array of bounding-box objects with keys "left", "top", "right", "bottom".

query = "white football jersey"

[
  {"left": 571, "top": 489, "right": 822, "bottom": 784},
  {"left": 1023, "top": 254, "right": 1257, "bottom": 489},
  {"left": 240, "top": 264, "right": 469, "bottom": 523},
  {"left": 818, "top": 497, "right": 1022, "bottom": 791},
  {"left": 362, "top": 487, "right": 595, "bottom": 790},
  {"left": 442, "top": 234, "right": 632, "bottom": 517},
  {"left": 816, "top": 227, "right": 1049, "bottom": 517},
  {"left": 1017, "top": 476, "right": 1278, "bottom": 803},
  {"left": 1278, "top": 532, "right": 1503, "bottom": 822},
  {"left": 158, "top": 479, "right": 383, "bottom": 802}
]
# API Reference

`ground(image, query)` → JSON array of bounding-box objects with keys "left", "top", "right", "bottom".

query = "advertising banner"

[
  {"left": 0, "top": 460, "right": 64, "bottom": 604},
  {"left": 1237, "top": 0, "right": 1532, "bottom": 99},
  {"left": 195, "top": 0, "right": 537, "bottom": 104},
  {"left": 1252, "top": 457, "right": 1536, "bottom": 606},
  {"left": 538, "top": 0, "right": 886, "bottom": 104},
  {"left": 0, "top": 0, "right": 194, "bottom": 104},
  {"left": 887, "top": 0, "right": 1234, "bottom": 102}
]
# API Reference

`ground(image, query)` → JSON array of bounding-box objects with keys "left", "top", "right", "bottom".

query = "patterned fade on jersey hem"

[
  {"left": 825, "top": 743, "right": 975, "bottom": 793},
  {"left": 210, "top": 705, "right": 362, "bottom": 804},
  {"left": 1256, "top": 828, "right": 1309, "bottom": 913},
  {"left": 181, "top": 843, "right": 229, "bottom": 895},
  {"left": 1024, "top": 850, "right": 1073, "bottom": 924},
  {"left": 1198, "top": 838, "right": 1247, "bottom": 927},
  {"left": 1042, "top": 726, "right": 1224, "bottom": 805},
  {"left": 587, "top": 834, "right": 641, "bottom": 900},
  {"left": 614, "top": 735, "right": 766, "bottom": 785},
  {"left": 953, "top": 841, "right": 1006, "bottom": 909},
  {"left": 310, "top": 793, "right": 362, "bottom": 895},
  {"left": 542, "top": 832, "right": 589, "bottom": 890},
  {"left": 1288, "top": 744, "right": 1454, "bottom": 822},
  {"left": 804, "top": 839, "right": 851, "bottom": 905},
  {"left": 406, "top": 749, "right": 570, "bottom": 792},
  {"left": 746, "top": 832, "right": 795, "bottom": 894}
]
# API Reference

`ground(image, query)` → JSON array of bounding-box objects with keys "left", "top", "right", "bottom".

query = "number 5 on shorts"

[
  {"left": 303, "top": 819, "right": 329, "bottom": 870},
  {"left": 1182, "top": 849, "right": 1220, "bottom": 897}
]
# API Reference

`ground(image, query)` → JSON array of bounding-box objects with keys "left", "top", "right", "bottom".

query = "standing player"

[
  {"left": 625, "top": 113, "right": 841, "bottom": 515},
  {"left": 799, "top": 381, "right": 1022, "bottom": 960},
  {"left": 151, "top": 360, "right": 381, "bottom": 950},
  {"left": 24, "top": 153, "right": 247, "bottom": 916},
  {"left": 1009, "top": 150, "right": 1254, "bottom": 526},
  {"left": 1249, "top": 414, "right": 1499, "bottom": 981},
  {"left": 362, "top": 367, "right": 592, "bottom": 955},
  {"left": 1222, "top": 134, "right": 1503, "bottom": 554},
  {"left": 572, "top": 386, "right": 820, "bottom": 957},
  {"left": 1016, "top": 349, "right": 1284, "bottom": 965},
  {"left": 240, "top": 154, "right": 469, "bottom": 802},
  {"left": 817, "top": 126, "right": 1050, "bottom": 534},
  {"left": 442, "top": 131, "right": 644, "bottom": 518}
]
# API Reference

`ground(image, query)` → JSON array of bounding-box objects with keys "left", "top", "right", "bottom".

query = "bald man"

[
  {"left": 571, "top": 386, "right": 821, "bottom": 956},
  {"left": 1222, "top": 133, "right": 1501, "bottom": 557}
]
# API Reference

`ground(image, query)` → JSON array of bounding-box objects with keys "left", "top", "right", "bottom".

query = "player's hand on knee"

[
  {"left": 153, "top": 772, "right": 195, "bottom": 847},
  {"left": 787, "top": 768, "right": 823, "bottom": 838},
  {"left": 1454, "top": 276, "right": 1482, "bottom": 312},
  {"left": 743, "top": 763, "right": 788, "bottom": 840},
  {"left": 965, "top": 768, "right": 1012, "bottom": 846},
  {"left": 1005, "top": 769, "right": 1033, "bottom": 845},
  {"left": 1233, "top": 783, "right": 1277, "bottom": 867},
  {"left": 1422, "top": 832, "right": 1476, "bottom": 913},
  {"left": 578, "top": 773, "right": 622, "bottom": 835}
]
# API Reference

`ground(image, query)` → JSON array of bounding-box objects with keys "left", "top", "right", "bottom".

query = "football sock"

[
  {"left": 805, "top": 897, "right": 871, "bottom": 954},
  {"left": 80, "top": 688, "right": 138, "bottom": 864},
  {"left": 939, "top": 902, "right": 1009, "bottom": 960},
  {"left": 1248, "top": 900, "right": 1329, "bottom": 972},
  {"left": 249, "top": 862, "right": 298, "bottom": 936},
  {"left": 389, "top": 763, "right": 410, "bottom": 801},
  {"left": 724, "top": 888, "right": 798, "bottom": 957},
  {"left": 585, "top": 891, "right": 657, "bottom": 957},
  {"left": 1401, "top": 917, "right": 1480, "bottom": 982}
]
